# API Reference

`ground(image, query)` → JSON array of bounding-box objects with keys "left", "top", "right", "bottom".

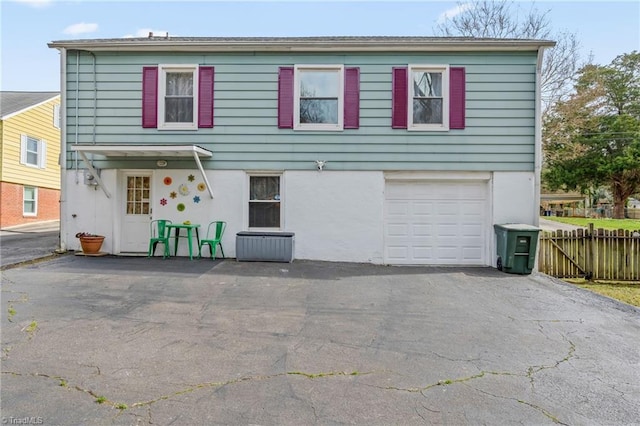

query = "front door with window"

[{"left": 120, "top": 172, "right": 152, "bottom": 253}]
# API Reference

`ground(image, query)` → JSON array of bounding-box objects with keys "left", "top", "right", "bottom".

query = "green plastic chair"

[
  {"left": 148, "top": 219, "right": 172, "bottom": 258},
  {"left": 199, "top": 221, "right": 226, "bottom": 259}
]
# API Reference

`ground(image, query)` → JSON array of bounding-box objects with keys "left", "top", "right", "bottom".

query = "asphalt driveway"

[
  {"left": 1, "top": 256, "right": 639, "bottom": 425},
  {"left": 1, "top": 220, "right": 61, "bottom": 269}
]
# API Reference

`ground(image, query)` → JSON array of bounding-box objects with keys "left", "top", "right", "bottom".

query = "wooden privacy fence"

[{"left": 538, "top": 224, "right": 640, "bottom": 281}]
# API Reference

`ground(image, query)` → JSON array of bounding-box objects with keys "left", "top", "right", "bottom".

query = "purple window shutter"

[
  {"left": 198, "top": 66, "right": 215, "bottom": 128},
  {"left": 278, "top": 67, "right": 294, "bottom": 129},
  {"left": 449, "top": 67, "right": 466, "bottom": 129},
  {"left": 392, "top": 67, "right": 408, "bottom": 129},
  {"left": 142, "top": 66, "right": 158, "bottom": 128},
  {"left": 344, "top": 67, "right": 360, "bottom": 129}
]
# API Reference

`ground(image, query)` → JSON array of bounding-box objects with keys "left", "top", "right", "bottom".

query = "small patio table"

[{"left": 166, "top": 223, "right": 201, "bottom": 260}]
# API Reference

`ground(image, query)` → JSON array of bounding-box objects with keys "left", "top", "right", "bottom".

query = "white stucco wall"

[
  {"left": 63, "top": 169, "right": 535, "bottom": 265},
  {"left": 64, "top": 169, "right": 118, "bottom": 253},
  {"left": 492, "top": 172, "right": 536, "bottom": 225},
  {"left": 285, "top": 171, "right": 385, "bottom": 263},
  {"left": 490, "top": 171, "right": 537, "bottom": 267},
  {"left": 63, "top": 169, "right": 386, "bottom": 262}
]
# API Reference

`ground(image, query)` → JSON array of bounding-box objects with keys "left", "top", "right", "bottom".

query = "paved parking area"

[
  {"left": 1, "top": 256, "right": 639, "bottom": 425},
  {"left": 1, "top": 221, "right": 61, "bottom": 269}
]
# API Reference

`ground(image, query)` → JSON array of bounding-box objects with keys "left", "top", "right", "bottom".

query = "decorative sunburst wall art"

[
  {"left": 178, "top": 184, "right": 190, "bottom": 196},
  {"left": 159, "top": 173, "right": 206, "bottom": 211}
]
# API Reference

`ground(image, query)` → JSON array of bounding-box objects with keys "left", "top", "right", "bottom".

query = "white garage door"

[{"left": 384, "top": 180, "right": 489, "bottom": 265}]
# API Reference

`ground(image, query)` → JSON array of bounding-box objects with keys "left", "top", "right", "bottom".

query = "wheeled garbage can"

[{"left": 494, "top": 224, "right": 541, "bottom": 275}]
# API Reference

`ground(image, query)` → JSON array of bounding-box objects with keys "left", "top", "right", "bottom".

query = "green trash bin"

[{"left": 494, "top": 224, "right": 541, "bottom": 275}]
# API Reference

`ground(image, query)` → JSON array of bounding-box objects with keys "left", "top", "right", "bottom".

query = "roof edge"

[
  {"left": 1, "top": 94, "right": 60, "bottom": 121},
  {"left": 48, "top": 36, "right": 556, "bottom": 52}
]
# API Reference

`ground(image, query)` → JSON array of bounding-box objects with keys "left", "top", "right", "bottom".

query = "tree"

[
  {"left": 434, "top": 0, "right": 582, "bottom": 109},
  {"left": 543, "top": 52, "right": 640, "bottom": 218}
]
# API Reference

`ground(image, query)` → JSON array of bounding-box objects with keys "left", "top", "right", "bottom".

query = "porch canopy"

[{"left": 70, "top": 144, "right": 214, "bottom": 199}]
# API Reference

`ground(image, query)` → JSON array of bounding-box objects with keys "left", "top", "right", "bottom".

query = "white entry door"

[
  {"left": 120, "top": 172, "right": 152, "bottom": 253},
  {"left": 384, "top": 180, "right": 489, "bottom": 265}
]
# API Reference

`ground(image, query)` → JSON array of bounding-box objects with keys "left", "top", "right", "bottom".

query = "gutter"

[{"left": 47, "top": 37, "right": 556, "bottom": 53}]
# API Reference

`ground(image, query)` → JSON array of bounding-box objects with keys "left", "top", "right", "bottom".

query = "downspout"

[
  {"left": 90, "top": 52, "right": 97, "bottom": 144},
  {"left": 58, "top": 48, "right": 68, "bottom": 252},
  {"left": 87, "top": 51, "right": 110, "bottom": 198},
  {"left": 534, "top": 47, "right": 546, "bottom": 227}
]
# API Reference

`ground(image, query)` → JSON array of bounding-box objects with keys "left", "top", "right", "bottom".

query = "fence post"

[{"left": 586, "top": 223, "right": 594, "bottom": 280}]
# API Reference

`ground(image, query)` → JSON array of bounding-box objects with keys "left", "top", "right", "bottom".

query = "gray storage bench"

[{"left": 236, "top": 231, "right": 295, "bottom": 262}]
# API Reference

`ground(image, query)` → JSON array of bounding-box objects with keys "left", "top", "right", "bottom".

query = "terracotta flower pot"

[{"left": 79, "top": 236, "right": 105, "bottom": 254}]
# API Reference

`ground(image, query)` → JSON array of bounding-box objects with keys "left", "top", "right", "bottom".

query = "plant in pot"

[{"left": 76, "top": 232, "right": 105, "bottom": 254}]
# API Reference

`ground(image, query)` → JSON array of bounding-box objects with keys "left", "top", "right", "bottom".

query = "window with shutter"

[
  {"left": 278, "top": 65, "right": 360, "bottom": 131},
  {"left": 20, "top": 134, "right": 45, "bottom": 169},
  {"left": 392, "top": 65, "right": 465, "bottom": 131},
  {"left": 142, "top": 65, "right": 214, "bottom": 130}
]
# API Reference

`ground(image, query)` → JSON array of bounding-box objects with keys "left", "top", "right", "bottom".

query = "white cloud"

[
  {"left": 13, "top": 0, "right": 52, "bottom": 8},
  {"left": 437, "top": 3, "right": 474, "bottom": 24},
  {"left": 122, "top": 28, "right": 170, "bottom": 39},
  {"left": 63, "top": 22, "right": 99, "bottom": 35}
]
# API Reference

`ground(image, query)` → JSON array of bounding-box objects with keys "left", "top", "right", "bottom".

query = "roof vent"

[{"left": 148, "top": 32, "right": 169, "bottom": 39}]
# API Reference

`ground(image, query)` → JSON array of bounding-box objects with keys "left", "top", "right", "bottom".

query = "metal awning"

[{"left": 70, "top": 144, "right": 214, "bottom": 199}]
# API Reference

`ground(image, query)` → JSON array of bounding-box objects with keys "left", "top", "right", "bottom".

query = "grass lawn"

[
  {"left": 541, "top": 216, "right": 640, "bottom": 232},
  {"left": 566, "top": 279, "right": 640, "bottom": 307}
]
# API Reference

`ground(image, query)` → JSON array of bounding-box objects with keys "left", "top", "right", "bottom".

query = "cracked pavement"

[{"left": 1, "top": 256, "right": 639, "bottom": 425}]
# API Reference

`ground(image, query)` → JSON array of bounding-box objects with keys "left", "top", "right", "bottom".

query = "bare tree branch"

[{"left": 434, "top": 0, "right": 582, "bottom": 111}]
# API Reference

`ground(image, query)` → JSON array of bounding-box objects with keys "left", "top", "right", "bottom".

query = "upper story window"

[
  {"left": 408, "top": 65, "right": 449, "bottom": 131},
  {"left": 20, "top": 135, "right": 46, "bottom": 169},
  {"left": 392, "top": 65, "right": 465, "bottom": 131},
  {"left": 158, "top": 64, "right": 199, "bottom": 130},
  {"left": 294, "top": 65, "right": 344, "bottom": 131},
  {"left": 142, "top": 65, "right": 214, "bottom": 130},
  {"left": 278, "top": 65, "right": 359, "bottom": 131}
]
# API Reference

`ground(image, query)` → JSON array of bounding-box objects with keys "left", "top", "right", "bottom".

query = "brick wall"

[{"left": 0, "top": 181, "right": 60, "bottom": 228}]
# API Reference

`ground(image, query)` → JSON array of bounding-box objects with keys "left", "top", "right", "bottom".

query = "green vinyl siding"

[{"left": 63, "top": 50, "right": 538, "bottom": 172}]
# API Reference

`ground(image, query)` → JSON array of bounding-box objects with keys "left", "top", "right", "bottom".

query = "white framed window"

[
  {"left": 20, "top": 135, "right": 46, "bottom": 168},
  {"left": 158, "top": 64, "right": 199, "bottom": 130},
  {"left": 294, "top": 65, "right": 344, "bottom": 131},
  {"left": 408, "top": 64, "right": 450, "bottom": 131},
  {"left": 23, "top": 186, "right": 37, "bottom": 216},
  {"left": 248, "top": 174, "right": 282, "bottom": 229}
]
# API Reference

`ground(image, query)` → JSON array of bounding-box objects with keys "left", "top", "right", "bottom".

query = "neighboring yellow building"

[{"left": 0, "top": 91, "right": 61, "bottom": 228}]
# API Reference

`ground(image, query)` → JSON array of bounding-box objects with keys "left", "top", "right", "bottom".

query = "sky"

[{"left": 1, "top": 0, "right": 639, "bottom": 92}]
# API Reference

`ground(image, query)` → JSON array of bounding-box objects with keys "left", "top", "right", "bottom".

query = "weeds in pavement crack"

[
  {"left": 23, "top": 320, "right": 38, "bottom": 338},
  {"left": 7, "top": 305, "right": 16, "bottom": 322},
  {"left": 527, "top": 339, "right": 576, "bottom": 387},
  {"left": 518, "top": 399, "right": 569, "bottom": 425}
]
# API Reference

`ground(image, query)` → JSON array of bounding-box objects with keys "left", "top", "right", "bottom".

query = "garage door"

[{"left": 384, "top": 180, "right": 489, "bottom": 265}]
